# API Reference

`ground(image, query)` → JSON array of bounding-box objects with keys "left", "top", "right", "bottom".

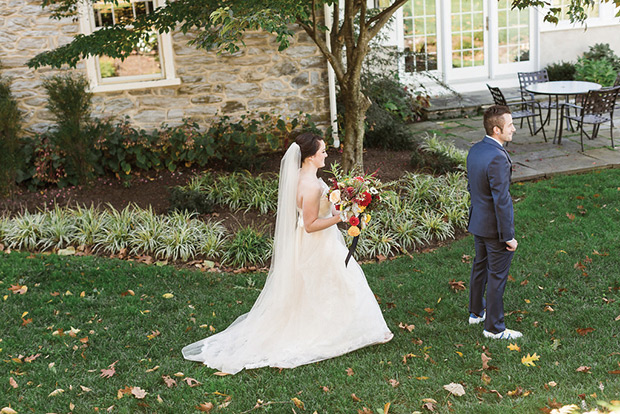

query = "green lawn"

[{"left": 2, "top": 170, "right": 620, "bottom": 413}]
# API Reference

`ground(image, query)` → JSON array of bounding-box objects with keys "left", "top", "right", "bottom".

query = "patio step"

[{"left": 423, "top": 87, "right": 521, "bottom": 120}]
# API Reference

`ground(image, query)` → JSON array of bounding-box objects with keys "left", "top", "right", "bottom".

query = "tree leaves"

[
  {"left": 100, "top": 360, "right": 118, "bottom": 378},
  {"left": 443, "top": 383, "right": 466, "bottom": 396},
  {"left": 521, "top": 353, "right": 541, "bottom": 367}
]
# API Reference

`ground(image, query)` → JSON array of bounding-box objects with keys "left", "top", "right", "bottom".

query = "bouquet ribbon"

[{"left": 345, "top": 235, "right": 359, "bottom": 266}]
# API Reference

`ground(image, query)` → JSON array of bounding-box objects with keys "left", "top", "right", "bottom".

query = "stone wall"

[{"left": 0, "top": 0, "right": 331, "bottom": 134}]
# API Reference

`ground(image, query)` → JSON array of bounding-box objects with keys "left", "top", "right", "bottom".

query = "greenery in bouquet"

[{"left": 326, "top": 164, "right": 388, "bottom": 238}]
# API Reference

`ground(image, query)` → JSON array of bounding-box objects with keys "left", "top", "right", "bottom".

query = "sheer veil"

[{"left": 182, "top": 143, "right": 301, "bottom": 372}]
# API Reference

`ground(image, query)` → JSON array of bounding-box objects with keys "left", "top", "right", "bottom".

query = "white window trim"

[
  {"left": 540, "top": 1, "right": 620, "bottom": 32},
  {"left": 78, "top": 0, "right": 180, "bottom": 93}
]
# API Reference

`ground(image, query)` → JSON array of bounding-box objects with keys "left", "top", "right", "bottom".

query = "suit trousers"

[{"left": 469, "top": 235, "right": 514, "bottom": 334}]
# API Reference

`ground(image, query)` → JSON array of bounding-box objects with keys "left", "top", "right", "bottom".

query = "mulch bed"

[{"left": 0, "top": 147, "right": 467, "bottom": 269}]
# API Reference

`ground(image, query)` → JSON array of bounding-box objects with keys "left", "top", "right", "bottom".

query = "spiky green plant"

[
  {"left": 39, "top": 204, "right": 78, "bottom": 250},
  {"left": 419, "top": 133, "right": 467, "bottom": 169},
  {"left": 221, "top": 226, "right": 272, "bottom": 268},
  {"left": 94, "top": 204, "right": 135, "bottom": 254},
  {"left": 195, "top": 220, "right": 227, "bottom": 259},
  {"left": 4, "top": 211, "right": 45, "bottom": 250},
  {"left": 128, "top": 206, "right": 166, "bottom": 256},
  {"left": 73, "top": 204, "right": 106, "bottom": 246},
  {"left": 391, "top": 218, "right": 426, "bottom": 253},
  {"left": 419, "top": 210, "right": 454, "bottom": 241}
]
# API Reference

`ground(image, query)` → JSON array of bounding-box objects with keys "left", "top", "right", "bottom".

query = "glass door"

[
  {"left": 491, "top": 0, "right": 536, "bottom": 76},
  {"left": 447, "top": 0, "right": 488, "bottom": 79}
]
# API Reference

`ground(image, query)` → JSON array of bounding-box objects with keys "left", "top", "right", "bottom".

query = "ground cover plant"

[{"left": 2, "top": 169, "right": 619, "bottom": 413}]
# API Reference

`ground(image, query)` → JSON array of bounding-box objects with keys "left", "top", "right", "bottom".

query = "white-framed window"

[
  {"left": 403, "top": 0, "right": 439, "bottom": 72},
  {"left": 79, "top": 0, "right": 180, "bottom": 93}
]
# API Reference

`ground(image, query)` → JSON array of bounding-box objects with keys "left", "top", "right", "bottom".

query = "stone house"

[
  {"left": 1, "top": 0, "right": 619, "bottom": 135},
  {"left": 0, "top": 0, "right": 331, "bottom": 135}
]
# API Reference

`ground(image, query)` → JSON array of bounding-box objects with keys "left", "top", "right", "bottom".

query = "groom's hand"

[{"left": 505, "top": 239, "right": 518, "bottom": 251}]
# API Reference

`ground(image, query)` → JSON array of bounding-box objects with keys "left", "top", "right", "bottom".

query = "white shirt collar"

[{"left": 485, "top": 135, "right": 504, "bottom": 148}]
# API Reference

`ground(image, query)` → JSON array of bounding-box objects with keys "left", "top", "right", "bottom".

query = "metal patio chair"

[
  {"left": 517, "top": 70, "right": 556, "bottom": 126},
  {"left": 558, "top": 86, "right": 620, "bottom": 151},
  {"left": 487, "top": 84, "right": 547, "bottom": 142}
]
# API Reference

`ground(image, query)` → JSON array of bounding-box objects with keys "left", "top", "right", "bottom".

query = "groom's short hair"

[{"left": 483, "top": 105, "right": 511, "bottom": 136}]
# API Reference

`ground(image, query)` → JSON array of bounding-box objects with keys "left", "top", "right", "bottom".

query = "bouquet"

[{"left": 327, "top": 164, "right": 385, "bottom": 265}]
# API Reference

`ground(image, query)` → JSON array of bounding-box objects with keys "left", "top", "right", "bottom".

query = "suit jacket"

[{"left": 466, "top": 136, "right": 514, "bottom": 242}]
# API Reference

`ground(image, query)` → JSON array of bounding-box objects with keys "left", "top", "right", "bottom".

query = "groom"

[{"left": 466, "top": 105, "right": 522, "bottom": 340}]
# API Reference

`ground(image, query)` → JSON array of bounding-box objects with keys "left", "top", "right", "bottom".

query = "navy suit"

[{"left": 467, "top": 136, "right": 515, "bottom": 334}]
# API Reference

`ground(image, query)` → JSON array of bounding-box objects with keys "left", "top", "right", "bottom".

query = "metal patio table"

[{"left": 524, "top": 81, "right": 602, "bottom": 143}]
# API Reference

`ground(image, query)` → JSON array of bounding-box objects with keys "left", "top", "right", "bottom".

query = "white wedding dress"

[{"left": 182, "top": 144, "right": 392, "bottom": 374}]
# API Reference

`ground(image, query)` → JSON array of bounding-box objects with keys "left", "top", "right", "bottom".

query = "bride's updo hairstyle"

[{"left": 295, "top": 132, "right": 323, "bottom": 164}]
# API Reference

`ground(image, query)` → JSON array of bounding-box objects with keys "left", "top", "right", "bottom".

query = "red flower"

[
  {"left": 354, "top": 176, "right": 364, "bottom": 182},
  {"left": 346, "top": 186, "right": 355, "bottom": 196},
  {"left": 358, "top": 191, "right": 372, "bottom": 207},
  {"left": 349, "top": 216, "right": 360, "bottom": 226},
  {"left": 335, "top": 204, "right": 340, "bottom": 210}
]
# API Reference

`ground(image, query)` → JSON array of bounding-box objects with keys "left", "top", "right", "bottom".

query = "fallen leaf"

[
  {"left": 1, "top": 408, "right": 18, "bottom": 414},
  {"left": 131, "top": 387, "right": 147, "bottom": 399},
  {"left": 346, "top": 367, "right": 354, "bottom": 376},
  {"left": 213, "top": 371, "right": 230, "bottom": 376},
  {"left": 321, "top": 386, "right": 329, "bottom": 392},
  {"left": 291, "top": 397, "right": 304, "bottom": 410},
  {"left": 388, "top": 379, "right": 400, "bottom": 388},
  {"left": 398, "top": 322, "right": 415, "bottom": 332},
  {"left": 449, "top": 279, "right": 466, "bottom": 292},
  {"left": 146, "top": 365, "right": 159, "bottom": 373},
  {"left": 576, "top": 327, "right": 595, "bottom": 336},
  {"left": 68, "top": 327, "right": 81, "bottom": 337},
  {"left": 521, "top": 353, "right": 540, "bottom": 367},
  {"left": 9, "top": 377, "right": 17, "bottom": 389},
  {"left": 196, "top": 402, "right": 214, "bottom": 412},
  {"left": 481, "top": 373, "right": 491, "bottom": 385},
  {"left": 461, "top": 254, "right": 471, "bottom": 263},
  {"left": 100, "top": 361, "right": 118, "bottom": 378},
  {"left": 576, "top": 366, "right": 591, "bottom": 373},
  {"left": 21, "top": 318, "right": 32, "bottom": 327},
  {"left": 507, "top": 343, "right": 521, "bottom": 352},
  {"left": 183, "top": 377, "right": 201, "bottom": 387},
  {"left": 383, "top": 402, "right": 391, "bottom": 414},
  {"left": 147, "top": 330, "right": 161, "bottom": 340},
  {"left": 162, "top": 375, "right": 176, "bottom": 388},
  {"left": 351, "top": 393, "right": 362, "bottom": 402},
  {"left": 121, "top": 290, "right": 135, "bottom": 297},
  {"left": 443, "top": 382, "right": 466, "bottom": 396},
  {"left": 608, "top": 370, "right": 620, "bottom": 374},
  {"left": 8, "top": 285, "right": 27, "bottom": 295},
  {"left": 481, "top": 353, "right": 492, "bottom": 370},
  {"left": 566, "top": 212, "right": 575, "bottom": 220},
  {"left": 49, "top": 388, "right": 64, "bottom": 397},
  {"left": 547, "top": 381, "right": 557, "bottom": 387},
  {"left": 80, "top": 385, "right": 92, "bottom": 392}
]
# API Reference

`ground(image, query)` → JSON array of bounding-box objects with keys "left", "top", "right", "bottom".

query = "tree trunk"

[{"left": 341, "top": 81, "right": 371, "bottom": 173}]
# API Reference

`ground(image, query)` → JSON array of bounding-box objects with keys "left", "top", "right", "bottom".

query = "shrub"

[
  {"left": 168, "top": 187, "right": 216, "bottom": 215},
  {"left": 582, "top": 43, "right": 620, "bottom": 71},
  {"left": 575, "top": 57, "right": 618, "bottom": 86},
  {"left": 545, "top": 61, "right": 576, "bottom": 81},
  {"left": 42, "top": 74, "right": 96, "bottom": 184},
  {"left": 0, "top": 76, "right": 22, "bottom": 195}
]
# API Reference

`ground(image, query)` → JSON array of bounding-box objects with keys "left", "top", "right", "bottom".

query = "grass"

[{"left": 1, "top": 169, "right": 620, "bottom": 413}]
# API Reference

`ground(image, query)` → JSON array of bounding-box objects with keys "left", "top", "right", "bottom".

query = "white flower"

[
  {"left": 369, "top": 187, "right": 379, "bottom": 194},
  {"left": 329, "top": 189, "right": 341, "bottom": 203}
]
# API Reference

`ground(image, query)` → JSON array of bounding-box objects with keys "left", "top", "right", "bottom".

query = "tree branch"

[
  {"left": 367, "top": 0, "right": 408, "bottom": 39},
  {"left": 296, "top": 19, "right": 346, "bottom": 84}
]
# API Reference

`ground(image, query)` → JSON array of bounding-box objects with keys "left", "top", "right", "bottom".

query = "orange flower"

[{"left": 348, "top": 226, "right": 361, "bottom": 237}]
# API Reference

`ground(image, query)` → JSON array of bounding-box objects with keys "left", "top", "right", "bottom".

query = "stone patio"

[{"left": 411, "top": 92, "right": 620, "bottom": 182}]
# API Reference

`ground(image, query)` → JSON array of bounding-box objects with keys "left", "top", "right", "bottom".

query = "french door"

[{"left": 398, "top": 0, "right": 538, "bottom": 83}]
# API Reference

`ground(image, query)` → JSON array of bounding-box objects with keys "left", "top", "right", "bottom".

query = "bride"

[{"left": 182, "top": 132, "right": 393, "bottom": 374}]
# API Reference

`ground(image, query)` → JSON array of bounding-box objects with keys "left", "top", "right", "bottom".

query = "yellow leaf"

[
  {"left": 456, "top": 351, "right": 463, "bottom": 357},
  {"left": 384, "top": 402, "right": 391, "bottom": 414},
  {"left": 524, "top": 299, "right": 531, "bottom": 304},
  {"left": 507, "top": 343, "right": 521, "bottom": 352},
  {"left": 80, "top": 291, "right": 85, "bottom": 297},
  {"left": 416, "top": 376, "right": 429, "bottom": 380},
  {"left": 21, "top": 312, "right": 28, "bottom": 318},
  {"left": 521, "top": 353, "right": 540, "bottom": 367},
  {"left": 1, "top": 408, "right": 18, "bottom": 414},
  {"left": 162, "top": 293, "right": 174, "bottom": 299},
  {"left": 65, "top": 290, "right": 72, "bottom": 296},
  {"left": 291, "top": 397, "right": 304, "bottom": 410}
]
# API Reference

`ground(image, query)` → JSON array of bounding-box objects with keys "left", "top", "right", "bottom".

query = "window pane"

[
  {"left": 452, "top": 52, "right": 463, "bottom": 68},
  {"left": 99, "top": 32, "right": 161, "bottom": 79},
  {"left": 94, "top": 3, "right": 114, "bottom": 27}
]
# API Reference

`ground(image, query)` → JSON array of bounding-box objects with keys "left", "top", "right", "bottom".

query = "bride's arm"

[{"left": 301, "top": 184, "right": 342, "bottom": 233}]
